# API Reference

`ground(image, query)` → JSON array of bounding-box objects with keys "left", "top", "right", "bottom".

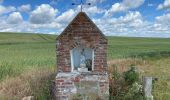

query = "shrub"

[
  {"left": 109, "top": 64, "right": 124, "bottom": 97},
  {"left": 109, "top": 64, "right": 145, "bottom": 100},
  {"left": 124, "top": 66, "right": 139, "bottom": 85},
  {"left": 124, "top": 82, "right": 144, "bottom": 100}
]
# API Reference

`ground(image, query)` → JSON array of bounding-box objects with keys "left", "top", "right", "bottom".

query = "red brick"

[
  {"left": 56, "top": 80, "right": 64, "bottom": 83},
  {"left": 56, "top": 12, "right": 108, "bottom": 73}
]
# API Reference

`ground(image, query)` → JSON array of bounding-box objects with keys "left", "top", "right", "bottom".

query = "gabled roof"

[{"left": 57, "top": 12, "right": 107, "bottom": 40}]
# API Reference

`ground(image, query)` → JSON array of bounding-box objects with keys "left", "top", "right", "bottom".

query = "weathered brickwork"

[
  {"left": 56, "top": 12, "right": 108, "bottom": 72},
  {"left": 54, "top": 12, "right": 109, "bottom": 100},
  {"left": 52, "top": 72, "right": 109, "bottom": 100}
]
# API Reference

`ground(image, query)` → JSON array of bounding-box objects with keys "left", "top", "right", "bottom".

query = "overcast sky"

[{"left": 0, "top": 0, "right": 170, "bottom": 37}]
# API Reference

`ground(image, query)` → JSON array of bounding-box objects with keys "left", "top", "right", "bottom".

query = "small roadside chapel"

[
  {"left": 57, "top": 12, "right": 108, "bottom": 73},
  {"left": 52, "top": 11, "right": 109, "bottom": 100}
]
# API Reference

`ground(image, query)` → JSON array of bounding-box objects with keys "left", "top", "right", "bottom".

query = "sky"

[{"left": 0, "top": 0, "right": 170, "bottom": 38}]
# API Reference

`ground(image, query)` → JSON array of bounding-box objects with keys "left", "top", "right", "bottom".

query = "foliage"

[
  {"left": 124, "top": 82, "right": 144, "bottom": 100},
  {"left": 123, "top": 66, "right": 139, "bottom": 85},
  {"left": 71, "top": 93, "right": 83, "bottom": 100},
  {"left": 30, "top": 72, "right": 55, "bottom": 100},
  {"left": 111, "top": 64, "right": 121, "bottom": 80},
  {"left": 109, "top": 64, "right": 145, "bottom": 100}
]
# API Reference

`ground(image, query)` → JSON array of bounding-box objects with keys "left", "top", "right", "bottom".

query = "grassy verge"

[{"left": 0, "top": 68, "right": 56, "bottom": 100}]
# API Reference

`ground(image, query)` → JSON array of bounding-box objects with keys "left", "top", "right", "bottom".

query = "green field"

[
  {"left": 108, "top": 36, "right": 170, "bottom": 59},
  {"left": 0, "top": 32, "right": 170, "bottom": 100}
]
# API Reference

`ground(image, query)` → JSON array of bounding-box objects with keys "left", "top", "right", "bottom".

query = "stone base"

[
  {"left": 52, "top": 72, "right": 109, "bottom": 100},
  {"left": 78, "top": 67, "right": 88, "bottom": 72}
]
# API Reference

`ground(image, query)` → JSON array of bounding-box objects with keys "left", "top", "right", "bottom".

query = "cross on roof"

[{"left": 72, "top": 0, "right": 91, "bottom": 12}]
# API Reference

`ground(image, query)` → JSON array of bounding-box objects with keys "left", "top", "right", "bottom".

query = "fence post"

[{"left": 143, "top": 76, "right": 153, "bottom": 100}]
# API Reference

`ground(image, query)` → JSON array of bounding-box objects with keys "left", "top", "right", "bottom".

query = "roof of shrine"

[{"left": 57, "top": 12, "right": 107, "bottom": 40}]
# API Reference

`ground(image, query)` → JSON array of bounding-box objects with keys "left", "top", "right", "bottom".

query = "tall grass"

[
  {"left": 0, "top": 33, "right": 57, "bottom": 99},
  {"left": 0, "top": 32, "right": 56, "bottom": 80},
  {"left": 0, "top": 68, "right": 56, "bottom": 100},
  {"left": 108, "top": 58, "right": 170, "bottom": 100},
  {"left": 0, "top": 42, "right": 56, "bottom": 81}
]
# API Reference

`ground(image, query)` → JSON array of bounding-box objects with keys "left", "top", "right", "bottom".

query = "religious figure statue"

[{"left": 80, "top": 49, "right": 86, "bottom": 68}]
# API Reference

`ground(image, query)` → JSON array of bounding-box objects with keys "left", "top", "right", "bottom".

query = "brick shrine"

[{"left": 52, "top": 12, "right": 109, "bottom": 100}]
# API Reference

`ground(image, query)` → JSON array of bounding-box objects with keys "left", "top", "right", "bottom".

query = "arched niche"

[{"left": 70, "top": 47, "right": 94, "bottom": 72}]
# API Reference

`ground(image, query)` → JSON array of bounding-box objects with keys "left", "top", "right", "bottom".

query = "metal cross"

[{"left": 72, "top": 0, "right": 91, "bottom": 12}]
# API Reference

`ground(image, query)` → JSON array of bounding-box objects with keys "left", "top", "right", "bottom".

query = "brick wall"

[
  {"left": 52, "top": 72, "right": 109, "bottom": 100},
  {"left": 56, "top": 12, "right": 108, "bottom": 72}
]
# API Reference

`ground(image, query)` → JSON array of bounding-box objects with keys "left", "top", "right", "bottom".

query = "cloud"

[
  {"left": 157, "top": 0, "right": 170, "bottom": 10},
  {"left": 31, "top": 22, "right": 62, "bottom": 29},
  {"left": 7, "top": 12, "right": 23, "bottom": 24},
  {"left": 155, "top": 13, "right": 170, "bottom": 28},
  {"left": 86, "top": 0, "right": 106, "bottom": 4},
  {"left": 55, "top": 9, "right": 76, "bottom": 23},
  {"left": 85, "top": 6, "right": 105, "bottom": 14},
  {"left": 18, "top": 4, "right": 31, "bottom": 12},
  {"left": 156, "top": 13, "right": 170, "bottom": 22},
  {"left": 152, "top": 23, "right": 168, "bottom": 32},
  {"left": 0, "top": 5, "right": 16, "bottom": 15},
  {"left": 94, "top": 11, "right": 170, "bottom": 37},
  {"left": 109, "top": 11, "right": 143, "bottom": 28},
  {"left": 119, "top": 11, "right": 143, "bottom": 28},
  {"left": 123, "top": 0, "right": 145, "bottom": 9},
  {"left": 153, "top": 13, "right": 170, "bottom": 34},
  {"left": 105, "top": 0, "right": 145, "bottom": 16},
  {"left": 94, "top": 11, "right": 145, "bottom": 35},
  {"left": 74, "top": 5, "right": 105, "bottom": 15},
  {"left": 30, "top": 4, "right": 58, "bottom": 24},
  {"left": 97, "top": 11, "right": 170, "bottom": 37},
  {"left": 0, "top": 20, "right": 35, "bottom": 33},
  {"left": 106, "top": 3, "right": 126, "bottom": 14},
  {"left": 0, "top": 4, "right": 64, "bottom": 34},
  {"left": 54, "top": 9, "right": 76, "bottom": 32}
]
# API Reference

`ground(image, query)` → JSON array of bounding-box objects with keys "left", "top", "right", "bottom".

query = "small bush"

[
  {"left": 124, "top": 82, "right": 144, "bottom": 100},
  {"left": 124, "top": 66, "right": 139, "bottom": 85},
  {"left": 110, "top": 64, "right": 145, "bottom": 100}
]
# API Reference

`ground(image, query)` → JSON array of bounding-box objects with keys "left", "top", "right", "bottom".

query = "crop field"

[{"left": 0, "top": 32, "right": 170, "bottom": 100}]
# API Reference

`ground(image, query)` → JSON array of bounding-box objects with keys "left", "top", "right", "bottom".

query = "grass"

[
  {"left": 108, "top": 58, "right": 170, "bottom": 100},
  {"left": 0, "top": 32, "right": 170, "bottom": 99},
  {"left": 0, "top": 32, "right": 57, "bottom": 99},
  {"left": 0, "top": 32, "right": 56, "bottom": 81},
  {"left": 0, "top": 68, "right": 55, "bottom": 100},
  {"left": 108, "top": 36, "right": 170, "bottom": 59}
]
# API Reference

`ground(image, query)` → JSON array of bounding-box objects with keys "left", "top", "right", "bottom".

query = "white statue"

[
  {"left": 78, "top": 48, "right": 88, "bottom": 72},
  {"left": 80, "top": 49, "right": 86, "bottom": 68}
]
